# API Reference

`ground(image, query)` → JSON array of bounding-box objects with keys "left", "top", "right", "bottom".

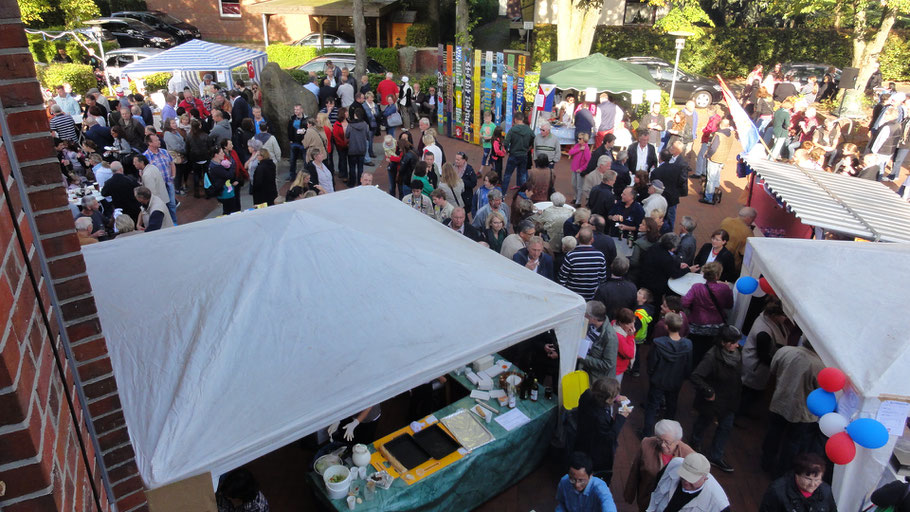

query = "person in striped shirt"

[
  {"left": 49, "top": 105, "right": 78, "bottom": 142},
  {"left": 558, "top": 228, "right": 607, "bottom": 300}
]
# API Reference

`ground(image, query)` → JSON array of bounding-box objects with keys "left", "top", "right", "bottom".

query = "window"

[
  {"left": 623, "top": 0, "right": 655, "bottom": 25},
  {"left": 219, "top": 0, "right": 241, "bottom": 18}
]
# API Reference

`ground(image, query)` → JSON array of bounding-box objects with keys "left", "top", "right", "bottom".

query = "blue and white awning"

[{"left": 120, "top": 39, "right": 267, "bottom": 87}]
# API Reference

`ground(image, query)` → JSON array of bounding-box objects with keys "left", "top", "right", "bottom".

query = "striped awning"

[
  {"left": 120, "top": 39, "right": 267, "bottom": 79},
  {"left": 745, "top": 156, "right": 910, "bottom": 242}
]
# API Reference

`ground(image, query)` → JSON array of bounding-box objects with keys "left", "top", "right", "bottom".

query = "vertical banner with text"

[
  {"left": 463, "top": 48, "right": 473, "bottom": 142},
  {"left": 484, "top": 51, "right": 493, "bottom": 119},
  {"left": 437, "top": 44, "right": 444, "bottom": 129},
  {"left": 473, "top": 49, "right": 481, "bottom": 144},
  {"left": 516, "top": 55, "right": 526, "bottom": 118},
  {"left": 495, "top": 52, "right": 504, "bottom": 125},
  {"left": 445, "top": 44, "right": 453, "bottom": 137},
  {"left": 454, "top": 46, "right": 463, "bottom": 138}
]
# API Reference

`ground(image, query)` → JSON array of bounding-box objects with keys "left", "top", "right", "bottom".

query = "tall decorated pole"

[
  {"left": 516, "top": 55, "right": 526, "bottom": 119},
  {"left": 495, "top": 52, "right": 504, "bottom": 124},
  {"left": 471, "top": 50, "right": 483, "bottom": 144},
  {"left": 484, "top": 51, "right": 493, "bottom": 119},
  {"left": 463, "top": 47, "right": 473, "bottom": 142},
  {"left": 437, "top": 44, "right": 444, "bottom": 130},
  {"left": 446, "top": 44, "right": 454, "bottom": 137},
  {"left": 505, "top": 53, "right": 515, "bottom": 131},
  {"left": 455, "top": 45, "right": 463, "bottom": 138}
]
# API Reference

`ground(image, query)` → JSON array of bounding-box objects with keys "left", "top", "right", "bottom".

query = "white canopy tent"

[
  {"left": 81, "top": 187, "right": 586, "bottom": 489},
  {"left": 119, "top": 39, "right": 267, "bottom": 90},
  {"left": 732, "top": 238, "right": 910, "bottom": 511}
]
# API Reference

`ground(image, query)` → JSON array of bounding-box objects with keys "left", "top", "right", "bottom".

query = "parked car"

[
  {"left": 781, "top": 62, "right": 842, "bottom": 86},
  {"left": 293, "top": 32, "right": 355, "bottom": 49},
  {"left": 297, "top": 54, "right": 387, "bottom": 75},
  {"left": 83, "top": 18, "right": 176, "bottom": 48},
  {"left": 112, "top": 10, "right": 201, "bottom": 43},
  {"left": 619, "top": 56, "right": 722, "bottom": 108},
  {"left": 104, "top": 47, "right": 165, "bottom": 82}
]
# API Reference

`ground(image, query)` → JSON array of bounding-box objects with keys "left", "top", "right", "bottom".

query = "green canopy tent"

[{"left": 538, "top": 53, "right": 660, "bottom": 94}]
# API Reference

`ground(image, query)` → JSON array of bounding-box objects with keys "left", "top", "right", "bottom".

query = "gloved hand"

[
  {"left": 327, "top": 421, "right": 340, "bottom": 439},
  {"left": 343, "top": 419, "right": 360, "bottom": 441}
]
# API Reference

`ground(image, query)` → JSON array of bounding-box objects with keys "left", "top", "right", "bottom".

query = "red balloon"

[
  {"left": 826, "top": 432, "right": 856, "bottom": 465},
  {"left": 818, "top": 367, "right": 847, "bottom": 393},
  {"left": 759, "top": 277, "right": 776, "bottom": 296}
]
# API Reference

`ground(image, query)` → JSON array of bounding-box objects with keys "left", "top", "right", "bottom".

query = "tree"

[
  {"left": 18, "top": 0, "right": 55, "bottom": 24},
  {"left": 555, "top": 0, "right": 602, "bottom": 60},
  {"left": 352, "top": 0, "right": 367, "bottom": 78},
  {"left": 455, "top": 0, "right": 471, "bottom": 46},
  {"left": 59, "top": 0, "right": 100, "bottom": 27},
  {"left": 18, "top": 0, "right": 99, "bottom": 27}
]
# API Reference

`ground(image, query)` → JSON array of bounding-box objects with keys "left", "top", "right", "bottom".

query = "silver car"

[
  {"left": 293, "top": 33, "right": 355, "bottom": 49},
  {"left": 104, "top": 47, "right": 165, "bottom": 82}
]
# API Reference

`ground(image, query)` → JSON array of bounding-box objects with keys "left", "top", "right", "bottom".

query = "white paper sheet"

[
  {"left": 494, "top": 408, "right": 531, "bottom": 431},
  {"left": 577, "top": 338, "right": 593, "bottom": 359},
  {"left": 876, "top": 400, "right": 910, "bottom": 434}
]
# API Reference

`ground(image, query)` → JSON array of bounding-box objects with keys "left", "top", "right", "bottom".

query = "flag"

[
  {"left": 717, "top": 75, "right": 766, "bottom": 157},
  {"left": 535, "top": 84, "right": 556, "bottom": 111}
]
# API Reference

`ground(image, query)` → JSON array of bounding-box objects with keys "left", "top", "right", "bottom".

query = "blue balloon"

[
  {"left": 806, "top": 388, "right": 837, "bottom": 417},
  {"left": 736, "top": 276, "right": 759, "bottom": 294},
  {"left": 846, "top": 418, "right": 890, "bottom": 449}
]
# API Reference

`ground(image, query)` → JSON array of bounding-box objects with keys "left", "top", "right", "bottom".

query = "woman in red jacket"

[
  {"left": 613, "top": 307, "right": 637, "bottom": 385},
  {"left": 332, "top": 108, "right": 349, "bottom": 183}
]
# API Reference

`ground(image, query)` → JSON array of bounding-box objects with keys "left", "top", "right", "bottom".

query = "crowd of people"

[{"left": 45, "top": 62, "right": 910, "bottom": 512}]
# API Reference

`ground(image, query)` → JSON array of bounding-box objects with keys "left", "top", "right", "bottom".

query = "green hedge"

[
  {"left": 880, "top": 32, "right": 910, "bottom": 81},
  {"left": 531, "top": 26, "right": 865, "bottom": 79},
  {"left": 38, "top": 63, "right": 96, "bottom": 94},
  {"left": 266, "top": 44, "right": 400, "bottom": 73},
  {"left": 406, "top": 23, "right": 434, "bottom": 47}
]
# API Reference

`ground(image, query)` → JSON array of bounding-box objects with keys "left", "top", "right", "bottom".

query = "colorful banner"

[
  {"left": 483, "top": 51, "right": 493, "bottom": 118},
  {"left": 505, "top": 75, "right": 514, "bottom": 131},
  {"left": 463, "top": 48, "right": 473, "bottom": 142},
  {"left": 473, "top": 49, "right": 481, "bottom": 144},
  {"left": 437, "top": 44, "right": 444, "bottom": 129},
  {"left": 455, "top": 46, "right": 463, "bottom": 138},
  {"left": 495, "top": 52, "right": 504, "bottom": 125},
  {"left": 718, "top": 75, "right": 766, "bottom": 157},
  {"left": 446, "top": 45, "right": 453, "bottom": 137},
  {"left": 516, "top": 55, "right": 526, "bottom": 116}
]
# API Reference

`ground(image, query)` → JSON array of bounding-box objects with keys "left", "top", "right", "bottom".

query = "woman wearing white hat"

[{"left": 646, "top": 452, "right": 730, "bottom": 512}]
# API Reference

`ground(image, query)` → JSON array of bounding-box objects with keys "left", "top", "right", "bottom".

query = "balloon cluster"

[
  {"left": 807, "top": 367, "right": 890, "bottom": 465},
  {"left": 735, "top": 276, "right": 776, "bottom": 297}
]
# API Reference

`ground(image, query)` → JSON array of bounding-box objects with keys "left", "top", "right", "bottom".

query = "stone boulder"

[{"left": 259, "top": 62, "right": 319, "bottom": 157}]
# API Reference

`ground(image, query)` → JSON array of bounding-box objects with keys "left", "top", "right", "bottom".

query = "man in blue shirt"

[{"left": 556, "top": 452, "right": 617, "bottom": 512}]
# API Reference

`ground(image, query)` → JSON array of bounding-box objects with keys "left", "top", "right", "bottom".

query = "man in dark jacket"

[
  {"left": 230, "top": 90, "right": 251, "bottom": 132},
  {"left": 503, "top": 115, "right": 535, "bottom": 190},
  {"left": 773, "top": 73, "right": 799, "bottom": 102},
  {"left": 287, "top": 104, "right": 307, "bottom": 181},
  {"left": 593, "top": 256, "right": 638, "bottom": 319},
  {"left": 584, "top": 133, "right": 615, "bottom": 175},
  {"left": 627, "top": 129, "right": 658, "bottom": 173},
  {"left": 641, "top": 313, "right": 692, "bottom": 438},
  {"left": 587, "top": 170, "right": 616, "bottom": 218},
  {"left": 100, "top": 161, "right": 141, "bottom": 222},
  {"left": 649, "top": 150, "right": 688, "bottom": 230},
  {"left": 444, "top": 207, "right": 484, "bottom": 242},
  {"left": 512, "top": 236, "right": 555, "bottom": 281},
  {"left": 589, "top": 215, "right": 617, "bottom": 269},
  {"left": 639, "top": 233, "right": 690, "bottom": 303}
]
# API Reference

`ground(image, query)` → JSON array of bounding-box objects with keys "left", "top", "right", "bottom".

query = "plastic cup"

[{"left": 346, "top": 495, "right": 356, "bottom": 510}]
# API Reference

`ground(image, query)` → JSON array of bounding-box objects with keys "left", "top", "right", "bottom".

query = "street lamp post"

[
  {"left": 91, "top": 26, "right": 113, "bottom": 94},
  {"left": 667, "top": 31, "right": 693, "bottom": 107}
]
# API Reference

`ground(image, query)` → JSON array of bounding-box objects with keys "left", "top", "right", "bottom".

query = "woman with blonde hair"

[
  {"left": 316, "top": 112, "right": 335, "bottom": 174},
  {"left": 483, "top": 211, "right": 507, "bottom": 253},
  {"left": 251, "top": 148, "right": 278, "bottom": 206},
  {"left": 438, "top": 162, "right": 465, "bottom": 208}
]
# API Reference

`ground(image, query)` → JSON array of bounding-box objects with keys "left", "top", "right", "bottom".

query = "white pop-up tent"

[
  {"left": 81, "top": 187, "right": 586, "bottom": 489},
  {"left": 119, "top": 39, "right": 267, "bottom": 90},
  {"left": 732, "top": 238, "right": 910, "bottom": 511}
]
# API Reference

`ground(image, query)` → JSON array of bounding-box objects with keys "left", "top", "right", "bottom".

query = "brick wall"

[
  {"left": 145, "top": 0, "right": 311, "bottom": 43},
  {"left": 0, "top": 0, "right": 147, "bottom": 510}
]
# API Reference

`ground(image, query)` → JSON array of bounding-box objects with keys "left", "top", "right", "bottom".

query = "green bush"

[
  {"left": 38, "top": 63, "right": 96, "bottom": 94},
  {"left": 266, "top": 44, "right": 399, "bottom": 73},
  {"left": 28, "top": 34, "right": 54, "bottom": 64},
  {"left": 406, "top": 23, "right": 434, "bottom": 47},
  {"left": 880, "top": 32, "right": 910, "bottom": 81},
  {"left": 143, "top": 72, "right": 171, "bottom": 93},
  {"left": 266, "top": 44, "right": 319, "bottom": 69}
]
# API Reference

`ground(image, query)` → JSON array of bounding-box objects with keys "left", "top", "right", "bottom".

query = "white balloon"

[
  {"left": 752, "top": 287, "right": 767, "bottom": 298},
  {"left": 819, "top": 412, "right": 849, "bottom": 437}
]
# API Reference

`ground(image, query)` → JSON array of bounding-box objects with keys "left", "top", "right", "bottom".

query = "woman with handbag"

[
  {"left": 384, "top": 94, "right": 401, "bottom": 138},
  {"left": 186, "top": 120, "right": 212, "bottom": 198},
  {"left": 207, "top": 145, "right": 240, "bottom": 215},
  {"left": 681, "top": 261, "right": 734, "bottom": 366},
  {"left": 689, "top": 324, "right": 742, "bottom": 474}
]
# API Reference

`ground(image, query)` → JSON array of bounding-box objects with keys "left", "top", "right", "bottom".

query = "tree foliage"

[
  {"left": 19, "top": 0, "right": 100, "bottom": 27},
  {"left": 652, "top": 2, "right": 716, "bottom": 38}
]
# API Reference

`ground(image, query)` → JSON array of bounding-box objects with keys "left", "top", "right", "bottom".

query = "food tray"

[
  {"left": 412, "top": 423, "right": 461, "bottom": 460},
  {"left": 440, "top": 408, "right": 495, "bottom": 451},
  {"left": 383, "top": 433, "right": 430, "bottom": 470}
]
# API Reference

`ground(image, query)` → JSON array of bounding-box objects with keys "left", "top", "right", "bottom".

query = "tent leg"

[{"left": 262, "top": 14, "right": 270, "bottom": 47}]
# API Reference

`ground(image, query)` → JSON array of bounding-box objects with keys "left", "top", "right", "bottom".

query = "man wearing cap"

[
  {"left": 556, "top": 451, "right": 618, "bottom": 512},
  {"left": 646, "top": 453, "right": 730, "bottom": 512},
  {"left": 642, "top": 179, "right": 668, "bottom": 218}
]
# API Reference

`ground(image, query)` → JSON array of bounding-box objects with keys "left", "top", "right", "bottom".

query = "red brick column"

[{"left": 0, "top": 1, "right": 148, "bottom": 510}]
